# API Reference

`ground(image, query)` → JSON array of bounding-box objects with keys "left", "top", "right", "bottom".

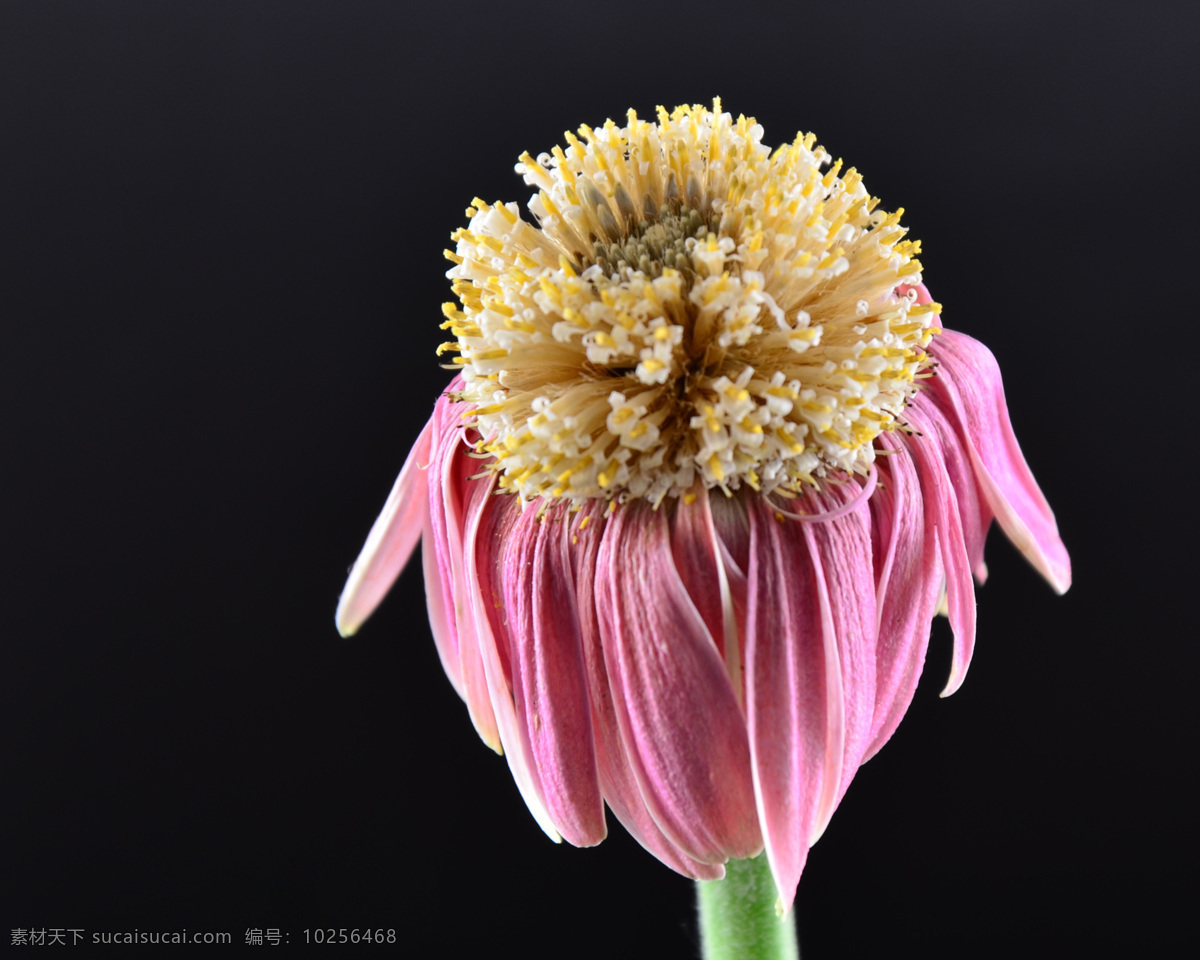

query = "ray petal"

[
  {"left": 467, "top": 485, "right": 560, "bottom": 841},
  {"left": 503, "top": 506, "right": 606, "bottom": 847},
  {"left": 744, "top": 497, "right": 830, "bottom": 912},
  {"left": 798, "top": 483, "right": 878, "bottom": 807},
  {"left": 429, "top": 397, "right": 499, "bottom": 748},
  {"left": 865, "top": 433, "right": 942, "bottom": 758},
  {"left": 903, "top": 403, "right": 978, "bottom": 697},
  {"left": 596, "top": 501, "right": 761, "bottom": 865},
  {"left": 421, "top": 507, "right": 462, "bottom": 698},
  {"left": 570, "top": 503, "right": 724, "bottom": 879},
  {"left": 928, "top": 328, "right": 1071, "bottom": 594},
  {"left": 336, "top": 418, "right": 433, "bottom": 637}
]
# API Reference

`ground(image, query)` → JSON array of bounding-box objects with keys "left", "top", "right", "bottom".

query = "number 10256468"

[{"left": 303, "top": 929, "right": 397, "bottom": 944}]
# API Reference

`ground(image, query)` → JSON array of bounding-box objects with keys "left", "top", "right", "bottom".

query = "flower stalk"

[{"left": 697, "top": 856, "right": 799, "bottom": 960}]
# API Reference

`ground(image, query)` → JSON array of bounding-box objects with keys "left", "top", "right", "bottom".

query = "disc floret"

[{"left": 442, "top": 100, "right": 941, "bottom": 505}]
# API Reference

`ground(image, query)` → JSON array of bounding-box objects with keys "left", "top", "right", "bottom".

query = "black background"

[{"left": 4, "top": 1, "right": 1195, "bottom": 955}]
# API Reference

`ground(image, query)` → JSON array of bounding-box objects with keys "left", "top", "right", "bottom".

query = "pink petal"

[
  {"left": 672, "top": 491, "right": 744, "bottom": 701},
  {"left": 708, "top": 494, "right": 752, "bottom": 704},
  {"left": 744, "top": 496, "right": 835, "bottom": 911},
  {"left": 422, "top": 399, "right": 463, "bottom": 660},
  {"left": 864, "top": 433, "right": 942, "bottom": 759},
  {"left": 421, "top": 508, "right": 462, "bottom": 699},
  {"left": 922, "top": 391, "right": 992, "bottom": 584},
  {"left": 429, "top": 398, "right": 499, "bottom": 749},
  {"left": 893, "top": 284, "right": 989, "bottom": 582},
  {"left": 466, "top": 485, "right": 560, "bottom": 841},
  {"left": 596, "top": 501, "right": 761, "bottom": 865},
  {"left": 670, "top": 493, "right": 726, "bottom": 659},
  {"left": 903, "top": 402, "right": 978, "bottom": 697},
  {"left": 502, "top": 504, "right": 606, "bottom": 847},
  {"left": 927, "top": 328, "right": 1072, "bottom": 594},
  {"left": 744, "top": 481, "right": 876, "bottom": 910},
  {"left": 336, "top": 417, "right": 433, "bottom": 637},
  {"left": 710, "top": 491, "right": 751, "bottom": 574},
  {"left": 570, "top": 504, "right": 724, "bottom": 880},
  {"left": 800, "top": 483, "right": 878, "bottom": 808}
]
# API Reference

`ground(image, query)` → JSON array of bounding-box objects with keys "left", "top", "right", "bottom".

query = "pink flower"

[{"left": 335, "top": 103, "right": 1069, "bottom": 910}]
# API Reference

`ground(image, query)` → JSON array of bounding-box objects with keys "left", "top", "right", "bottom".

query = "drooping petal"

[
  {"left": 596, "top": 501, "right": 761, "bottom": 866},
  {"left": 423, "top": 402, "right": 464, "bottom": 667},
  {"left": 708, "top": 494, "right": 752, "bottom": 704},
  {"left": 421, "top": 507, "right": 462, "bottom": 698},
  {"left": 710, "top": 492, "right": 751, "bottom": 575},
  {"left": 744, "top": 480, "right": 875, "bottom": 910},
  {"left": 672, "top": 491, "right": 743, "bottom": 701},
  {"left": 671, "top": 493, "right": 726, "bottom": 659},
  {"left": 744, "top": 496, "right": 836, "bottom": 911},
  {"left": 502, "top": 505, "right": 606, "bottom": 847},
  {"left": 864, "top": 433, "right": 942, "bottom": 759},
  {"left": 927, "top": 328, "right": 1071, "bottom": 594},
  {"left": 922, "top": 388, "right": 992, "bottom": 583},
  {"left": 428, "top": 396, "right": 499, "bottom": 749},
  {"left": 336, "top": 418, "right": 433, "bottom": 637},
  {"left": 799, "top": 483, "right": 878, "bottom": 808},
  {"left": 903, "top": 402, "right": 978, "bottom": 696},
  {"left": 466, "top": 484, "right": 560, "bottom": 842},
  {"left": 570, "top": 503, "right": 724, "bottom": 880}
]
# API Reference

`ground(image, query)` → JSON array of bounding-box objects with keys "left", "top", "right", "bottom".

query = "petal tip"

[
  {"left": 939, "top": 671, "right": 966, "bottom": 698},
  {"left": 1049, "top": 558, "right": 1072, "bottom": 596},
  {"left": 334, "top": 594, "right": 362, "bottom": 638}
]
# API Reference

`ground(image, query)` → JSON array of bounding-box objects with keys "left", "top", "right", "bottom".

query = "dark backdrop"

[{"left": 4, "top": 1, "right": 1194, "bottom": 954}]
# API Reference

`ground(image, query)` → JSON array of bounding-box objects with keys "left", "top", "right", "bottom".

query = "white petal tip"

[
  {"left": 1016, "top": 534, "right": 1071, "bottom": 596},
  {"left": 334, "top": 599, "right": 362, "bottom": 638},
  {"left": 1049, "top": 565, "right": 1072, "bottom": 596}
]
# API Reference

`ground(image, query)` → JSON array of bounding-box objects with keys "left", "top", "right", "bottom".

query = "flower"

[{"left": 335, "top": 102, "right": 1070, "bottom": 910}]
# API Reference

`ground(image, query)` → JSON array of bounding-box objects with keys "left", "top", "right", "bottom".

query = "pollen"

[{"left": 443, "top": 101, "right": 939, "bottom": 504}]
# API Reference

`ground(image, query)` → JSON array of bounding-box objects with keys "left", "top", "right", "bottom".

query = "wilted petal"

[
  {"left": 923, "top": 389, "right": 992, "bottom": 583},
  {"left": 336, "top": 418, "right": 433, "bottom": 637},
  {"left": 467, "top": 485, "right": 560, "bottom": 842},
  {"left": 570, "top": 504, "right": 724, "bottom": 880},
  {"left": 421, "top": 508, "right": 461, "bottom": 698},
  {"left": 744, "top": 496, "right": 838, "bottom": 911},
  {"left": 800, "top": 483, "right": 878, "bottom": 807},
  {"left": 927, "top": 328, "right": 1071, "bottom": 594},
  {"left": 429, "top": 399, "right": 499, "bottom": 750},
  {"left": 904, "top": 402, "right": 978, "bottom": 697},
  {"left": 671, "top": 493, "right": 726, "bottom": 659},
  {"left": 503, "top": 506, "right": 606, "bottom": 847},
  {"left": 672, "top": 491, "right": 744, "bottom": 700},
  {"left": 710, "top": 495, "right": 752, "bottom": 703},
  {"left": 865, "top": 433, "right": 942, "bottom": 759},
  {"left": 710, "top": 492, "right": 751, "bottom": 575},
  {"left": 596, "top": 501, "right": 760, "bottom": 865}
]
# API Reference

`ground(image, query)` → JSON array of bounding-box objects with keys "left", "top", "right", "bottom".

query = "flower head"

[
  {"left": 336, "top": 101, "right": 1070, "bottom": 910},
  {"left": 442, "top": 102, "right": 933, "bottom": 506}
]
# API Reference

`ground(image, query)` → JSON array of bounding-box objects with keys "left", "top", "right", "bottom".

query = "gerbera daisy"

[{"left": 335, "top": 100, "right": 1070, "bottom": 914}]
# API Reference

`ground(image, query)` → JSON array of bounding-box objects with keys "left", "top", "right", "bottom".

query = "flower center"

[
  {"left": 440, "top": 101, "right": 941, "bottom": 506},
  {"left": 587, "top": 206, "right": 715, "bottom": 291}
]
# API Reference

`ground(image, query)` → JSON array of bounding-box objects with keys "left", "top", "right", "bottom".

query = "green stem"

[{"left": 696, "top": 855, "right": 799, "bottom": 960}]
